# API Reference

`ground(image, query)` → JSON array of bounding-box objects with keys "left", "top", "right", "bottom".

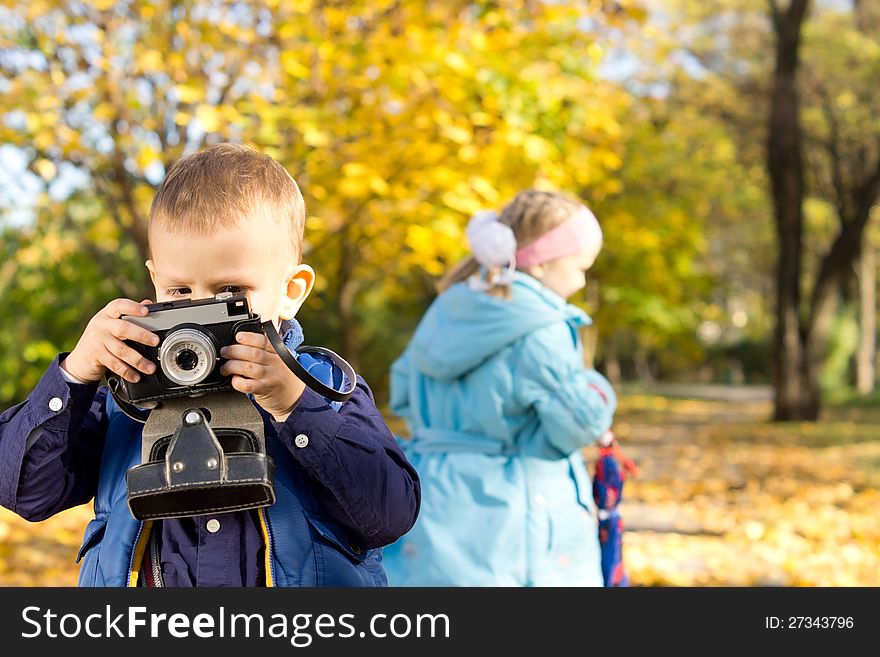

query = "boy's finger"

[
  {"left": 139, "top": 299, "right": 155, "bottom": 305},
  {"left": 105, "top": 338, "right": 156, "bottom": 375},
  {"left": 100, "top": 351, "right": 141, "bottom": 383},
  {"left": 105, "top": 298, "right": 150, "bottom": 319},
  {"left": 229, "top": 375, "right": 256, "bottom": 395},
  {"left": 219, "top": 358, "right": 266, "bottom": 380},
  {"left": 219, "top": 344, "right": 270, "bottom": 364},
  {"left": 111, "top": 319, "right": 160, "bottom": 347},
  {"left": 234, "top": 331, "right": 273, "bottom": 352}
]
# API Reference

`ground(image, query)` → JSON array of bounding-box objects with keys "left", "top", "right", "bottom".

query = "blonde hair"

[
  {"left": 437, "top": 189, "right": 587, "bottom": 296},
  {"left": 148, "top": 143, "right": 306, "bottom": 261}
]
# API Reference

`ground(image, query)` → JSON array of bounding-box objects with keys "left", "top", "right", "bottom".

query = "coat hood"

[{"left": 408, "top": 272, "right": 591, "bottom": 380}]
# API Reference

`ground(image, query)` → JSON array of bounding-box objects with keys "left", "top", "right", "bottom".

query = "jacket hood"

[{"left": 408, "top": 272, "right": 590, "bottom": 380}]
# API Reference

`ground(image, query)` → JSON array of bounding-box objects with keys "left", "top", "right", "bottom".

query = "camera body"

[
  {"left": 112, "top": 291, "right": 357, "bottom": 520},
  {"left": 108, "top": 293, "right": 262, "bottom": 406}
]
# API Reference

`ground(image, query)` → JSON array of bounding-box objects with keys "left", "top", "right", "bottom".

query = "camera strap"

[
  {"left": 106, "top": 377, "right": 154, "bottom": 424},
  {"left": 261, "top": 321, "right": 356, "bottom": 403}
]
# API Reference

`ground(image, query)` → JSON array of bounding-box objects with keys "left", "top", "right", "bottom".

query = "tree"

[
  {"left": 0, "top": 190, "right": 144, "bottom": 405},
  {"left": 771, "top": 0, "right": 880, "bottom": 418},
  {"left": 766, "top": 0, "right": 812, "bottom": 420},
  {"left": 655, "top": 0, "right": 880, "bottom": 419},
  {"left": 588, "top": 95, "right": 759, "bottom": 384},
  {"left": 0, "top": 0, "right": 640, "bottom": 406},
  {"left": 800, "top": 3, "right": 880, "bottom": 399}
]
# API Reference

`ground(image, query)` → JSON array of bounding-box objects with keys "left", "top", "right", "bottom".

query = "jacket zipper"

[
  {"left": 259, "top": 508, "right": 276, "bottom": 586},
  {"left": 149, "top": 526, "right": 164, "bottom": 587},
  {"left": 128, "top": 517, "right": 272, "bottom": 586},
  {"left": 126, "top": 520, "right": 146, "bottom": 587}
]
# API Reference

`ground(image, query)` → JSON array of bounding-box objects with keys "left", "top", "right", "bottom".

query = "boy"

[{"left": 0, "top": 143, "right": 420, "bottom": 586}]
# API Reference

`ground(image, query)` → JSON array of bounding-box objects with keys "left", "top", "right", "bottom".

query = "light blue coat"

[{"left": 383, "top": 272, "right": 616, "bottom": 586}]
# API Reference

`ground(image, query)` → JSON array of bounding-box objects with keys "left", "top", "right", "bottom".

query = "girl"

[{"left": 384, "top": 189, "right": 616, "bottom": 586}]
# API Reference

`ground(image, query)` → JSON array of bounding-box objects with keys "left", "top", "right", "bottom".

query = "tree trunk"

[
  {"left": 767, "top": 0, "right": 813, "bottom": 420},
  {"left": 633, "top": 347, "right": 655, "bottom": 386},
  {"left": 856, "top": 238, "right": 876, "bottom": 394},
  {"left": 604, "top": 350, "right": 622, "bottom": 387},
  {"left": 581, "top": 325, "right": 598, "bottom": 369},
  {"left": 580, "top": 279, "right": 601, "bottom": 368}
]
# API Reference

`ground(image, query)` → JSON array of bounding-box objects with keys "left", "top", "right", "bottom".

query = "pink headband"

[{"left": 514, "top": 207, "right": 603, "bottom": 268}]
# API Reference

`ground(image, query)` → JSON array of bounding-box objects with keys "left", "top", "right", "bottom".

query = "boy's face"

[{"left": 145, "top": 211, "right": 313, "bottom": 327}]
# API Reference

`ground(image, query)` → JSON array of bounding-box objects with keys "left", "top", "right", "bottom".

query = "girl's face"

[{"left": 529, "top": 243, "right": 600, "bottom": 300}]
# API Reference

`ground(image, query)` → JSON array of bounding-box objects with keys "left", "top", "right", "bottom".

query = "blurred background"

[{"left": 1, "top": 0, "right": 878, "bottom": 585}]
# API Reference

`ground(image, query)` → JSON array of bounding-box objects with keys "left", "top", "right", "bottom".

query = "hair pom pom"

[{"left": 466, "top": 210, "right": 517, "bottom": 268}]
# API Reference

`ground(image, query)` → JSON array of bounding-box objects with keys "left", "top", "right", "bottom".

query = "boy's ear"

[
  {"left": 280, "top": 264, "right": 315, "bottom": 320},
  {"left": 145, "top": 259, "right": 158, "bottom": 286}
]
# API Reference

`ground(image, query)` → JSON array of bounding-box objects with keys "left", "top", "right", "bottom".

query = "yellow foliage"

[
  {"left": 137, "top": 49, "right": 164, "bottom": 72},
  {"left": 441, "top": 191, "right": 483, "bottom": 216},
  {"left": 404, "top": 224, "right": 449, "bottom": 276},
  {"left": 836, "top": 90, "right": 856, "bottom": 110},
  {"left": 441, "top": 124, "right": 472, "bottom": 145},
  {"left": 444, "top": 52, "right": 472, "bottom": 75},
  {"left": 85, "top": 216, "right": 121, "bottom": 250},
  {"left": 0, "top": 0, "right": 646, "bottom": 387},
  {"left": 50, "top": 67, "right": 65, "bottom": 88},
  {"left": 369, "top": 176, "right": 390, "bottom": 196},
  {"left": 616, "top": 394, "right": 880, "bottom": 586},
  {"left": 34, "top": 159, "right": 56, "bottom": 180},
  {"left": 22, "top": 1, "right": 50, "bottom": 21},
  {"left": 523, "top": 135, "right": 551, "bottom": 161},
  {"left": 280, "top": 51, "right": 310, "bottom": 80},
  {"left": 468, "top": 31, "right": 488, "bottom": 51},
  {"left": 470, "top": 177, "right": 499, "bottom": 204},
  {"left": 175, "top": 84, "right": 203, "bottom": 104},
  {"left": 342, "top": 162, "right": 373, "bottom": 178},
  {"left": 92, "top": 102, "right": 115, "bottom": 121},
  {"left": 302, "top": 124, "right": 330, "bottom": 147},
  {"left": 337, "top": 178, "right": 371, "bottom": 200},
  {"left": 457, "top": 145, "right": 479, "bottom": 164},
  {"left": 195, "top": 105, "right": 222, "bottom": 132}
]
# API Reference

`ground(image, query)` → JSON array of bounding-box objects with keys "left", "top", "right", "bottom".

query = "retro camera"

[
  {"left": 107, "top": 292, "right": 261, "bottom": 407},
  {"left": 108, "top": 292, "right": 356, "bottom": 521}
]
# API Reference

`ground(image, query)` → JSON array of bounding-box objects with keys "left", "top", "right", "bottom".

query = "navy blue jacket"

[{"left": 0, "top": 354, "right": 420, "bottom": 586}]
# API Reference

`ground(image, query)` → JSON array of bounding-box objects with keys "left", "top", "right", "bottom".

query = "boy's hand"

[
  {"left": 219, "top": 331, "right": 307, "bottom": 422},
  {"left": 62, "top": 299, "right": 159, "bottom": 384}
]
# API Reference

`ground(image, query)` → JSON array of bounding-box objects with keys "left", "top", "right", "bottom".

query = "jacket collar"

[{"left": 512, "top": 271, "right": 592, "bottom": 327}]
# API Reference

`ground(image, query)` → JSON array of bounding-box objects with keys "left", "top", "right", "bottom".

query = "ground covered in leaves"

[
  {"left": 610, "top": 386, "right": 880, "bottom": 586},
  {"left": 1, "top": 387, "right": 877, "bottom": 586}
]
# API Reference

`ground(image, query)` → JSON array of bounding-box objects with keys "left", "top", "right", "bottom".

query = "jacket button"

[
  {"left": 206, "top": 518, "right": 221, "bottom": 533},
  {"left": 48, "top": 397, "right": 63, "bottom": 412},
  {"left": 294, "top": 434, "right": 309, "bottom": 448}
]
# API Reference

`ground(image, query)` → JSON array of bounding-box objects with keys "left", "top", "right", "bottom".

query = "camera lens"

[
  {"left": 175, "top": 348, "right": 199, "bottom": 371},
  {"left": 159, "top": 328, "right": 217, "bottom": 386}
]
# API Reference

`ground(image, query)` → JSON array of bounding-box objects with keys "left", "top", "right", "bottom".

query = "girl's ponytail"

[
  {"left": 438, "top": 211, "right": 517, "bottom": 298},
  {"left": 438, "top": 189, "right": 588, "bottom": 298},
  {"left": 436, "top": 256, "right": 480, "bottom": 293}
]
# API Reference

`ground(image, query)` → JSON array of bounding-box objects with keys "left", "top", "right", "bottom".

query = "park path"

[{"left": 609, "top": 386, "right": 880, "bottom": 586}]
